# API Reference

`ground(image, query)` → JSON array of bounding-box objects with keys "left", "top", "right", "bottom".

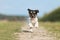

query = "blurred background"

[
  {"left": 0, "top": 0, "right": 60, "bottom": 40},
  {"left": 0, "top": 0, "right": 60, "bottom": 21}
]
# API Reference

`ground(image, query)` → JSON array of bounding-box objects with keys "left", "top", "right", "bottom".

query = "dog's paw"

[{"left": 28, "top": 29, "right": 33, "bottom": 33}]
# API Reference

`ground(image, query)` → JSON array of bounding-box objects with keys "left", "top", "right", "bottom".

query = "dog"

[{"left": 27, "top": 8, "right": 39, "bottom": 32}]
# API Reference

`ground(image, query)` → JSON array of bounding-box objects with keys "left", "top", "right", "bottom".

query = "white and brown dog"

[{"left": 27, "top": 8, "right": 39, "bottom": 32}]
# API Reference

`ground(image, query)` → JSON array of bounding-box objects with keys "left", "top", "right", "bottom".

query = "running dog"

[{"left": 27, "top": 8, "right": 39, "bottom": 32}]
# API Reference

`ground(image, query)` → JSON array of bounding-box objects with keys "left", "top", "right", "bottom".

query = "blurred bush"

[
  {"left": 0, "top": 14, "right": 27, "bottom": 21},
  {"left": 39, "top": 7, "right": 60, "bottom": 22}
]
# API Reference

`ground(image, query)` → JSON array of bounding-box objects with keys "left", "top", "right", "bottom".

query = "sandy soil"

[{"left": 14, "top": 24, "right": 56, "bottom": 40}]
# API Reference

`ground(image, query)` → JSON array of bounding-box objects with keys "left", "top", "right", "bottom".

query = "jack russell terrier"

[{"left": 27, "top": 8, "right": 39, "bottom": 32}]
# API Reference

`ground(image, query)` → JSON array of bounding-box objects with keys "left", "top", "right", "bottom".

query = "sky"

[{"left": 0, "top": 0, "right": 60, "bottom": 17}]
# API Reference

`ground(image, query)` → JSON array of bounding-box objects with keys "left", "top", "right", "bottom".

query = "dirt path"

[{"left": 14, "top": 24, "right": 56, "bottom": 40}]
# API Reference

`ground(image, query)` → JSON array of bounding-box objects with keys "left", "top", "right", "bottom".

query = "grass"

[
  {"left": 39, "top": 22, "right": 60, "bottom": 40},
  {"left": 0, "top": 21, "right": 60, "bottom": 40},
  {"left": 0, "top": 21, "right": 23, "bottom": 40}
]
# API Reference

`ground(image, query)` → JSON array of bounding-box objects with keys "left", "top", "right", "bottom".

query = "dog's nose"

[
  {"left": 32, "top": 16, "right": 34, "bottom": 17},
  {"left": 32, "top": 15, "right": 34, "bottom": 17},
  {"left": 32, "top": 14, "right": 34, "bottom": 16},
  {"left": 32, "top": 15, "right": 35, "bottom": 18}
]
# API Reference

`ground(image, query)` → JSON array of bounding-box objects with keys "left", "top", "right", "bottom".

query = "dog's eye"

[{"left": 30, "top": 11, "right": 33, "bottom": 13}]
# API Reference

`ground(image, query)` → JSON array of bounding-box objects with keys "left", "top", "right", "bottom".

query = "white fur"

[{"left": 28, "top": 17, "right": 38, "bottom": 28}]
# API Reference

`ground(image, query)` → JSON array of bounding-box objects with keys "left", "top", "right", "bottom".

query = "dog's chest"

[{"left": 29, "top": 17, "right": 38, "bottom": 23}]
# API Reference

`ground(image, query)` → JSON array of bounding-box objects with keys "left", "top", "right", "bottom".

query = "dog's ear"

[
  {"left": 36, "top": 10, "right": 39, "bottom": 13},
  {"left": 27, "top": 8, "right": 31, "bottom": 11}
]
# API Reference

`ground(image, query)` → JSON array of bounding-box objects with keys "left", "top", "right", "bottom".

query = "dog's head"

[{"left": 27, "top": 9, "right": 39, "bottom": 18}]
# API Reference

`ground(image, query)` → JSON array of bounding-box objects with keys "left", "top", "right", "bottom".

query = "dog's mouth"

[{"left": 30, "top": 16, "right": 36, "bottom": 18}]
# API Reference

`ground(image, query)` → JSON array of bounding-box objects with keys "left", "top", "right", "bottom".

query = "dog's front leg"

[
  {"left": 35, "top": 22, "right": 39, "bottom": 28},
  {"left": 28, "top": 23, "right": 33, "bottom": 32}
]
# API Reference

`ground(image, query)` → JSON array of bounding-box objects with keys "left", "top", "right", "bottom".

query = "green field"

[
  {"left": 40, "top": 22, "right": 60, "bottom": 40},
  {"left": 0, "top": 21, "right": 23, "bottom": 40},
  {"left": 0, "top": 21, "right": 60, "bottom": 40}
]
